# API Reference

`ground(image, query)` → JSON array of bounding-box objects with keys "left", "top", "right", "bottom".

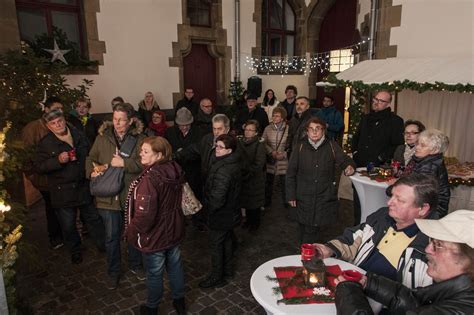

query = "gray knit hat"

[
  {"left": 42, "top": 109, "right": 64, "bottom": 122},
  {"left": 175, "top": 107, "right": 194, "bottom": 125}
]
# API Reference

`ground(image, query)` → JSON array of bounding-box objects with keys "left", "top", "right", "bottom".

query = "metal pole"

[
  {"left": 234, "top": 0, "right": 241, "bottom": 81},
  {"left": 368, "top": 0, "right": 378, "bottom": 60}
]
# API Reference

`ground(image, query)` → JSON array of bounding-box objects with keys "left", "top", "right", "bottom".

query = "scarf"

[
  {"left": 147, "top": 111, "right": 167, "bottom": 137},
  {"left": 308, "top": 136, "right": 325, "bottom": 150},
  {"left": 404, "top": 144, "right": 416, "bottom": 165},
  {"left": 54, "top": 127, "right": 74, "bottom": 147}
]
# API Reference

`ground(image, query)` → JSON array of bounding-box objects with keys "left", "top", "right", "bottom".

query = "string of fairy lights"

[{"left": 244, "top": 38, "right": 372, "bottom": 76}]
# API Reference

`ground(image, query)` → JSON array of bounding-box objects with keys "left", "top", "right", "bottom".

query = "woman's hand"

[
  {"left": 111, "top": 154, "right": 125, "bottom": 168},
  {"left": 344, "top": 165, "right": 355, "bottom": 176}
]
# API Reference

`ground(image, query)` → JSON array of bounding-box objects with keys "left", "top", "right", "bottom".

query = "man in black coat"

[
  {"left": 287, "top": 96, "right": 314, "bottom": 153},
  {"left": 280, "top": 85, "right": 298, "bottom": 119},
  {"left": 35, "top": 110, "right": 105, "bottom": 264},
  {"left": 175, "top": 88, "right": 199, "bottom": 117},
  {"left": 351, "top": 90, "right": 404, "bottom": 224},
  {"left": 194, "top": 98, "right": 215, "bottom": 137},
  {"left": 234, "top": 93, "right": 269, "bottom": 135}
]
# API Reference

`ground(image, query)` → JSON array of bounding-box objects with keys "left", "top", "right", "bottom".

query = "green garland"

[{"left": 326, "top": 73, "right": 474, "bottom": 94}]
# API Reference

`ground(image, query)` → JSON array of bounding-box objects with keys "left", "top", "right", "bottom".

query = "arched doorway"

[{"left": 183, "top": 44, "right": 217, "bottom": 105}]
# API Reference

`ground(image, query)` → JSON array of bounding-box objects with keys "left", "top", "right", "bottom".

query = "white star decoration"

[{"left": 43, "top": 39, "right": 70, "bottom": 65}]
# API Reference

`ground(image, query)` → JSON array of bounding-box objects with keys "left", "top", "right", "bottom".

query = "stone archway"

[{"left": 169, "top": 0, "right": 231, "bottom": 107}]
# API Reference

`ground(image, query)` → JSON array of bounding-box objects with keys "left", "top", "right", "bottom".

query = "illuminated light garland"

[
  {"left": 448, "top": 177, "right": 474, "bottom": 187},
  {"left": 244, "top": 38, "right": 371, "bottom": 75}
]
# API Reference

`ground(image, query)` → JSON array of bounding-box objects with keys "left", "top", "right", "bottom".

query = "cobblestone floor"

[{"left": 17, "top": 191, "right": 354, "bottom": 315}]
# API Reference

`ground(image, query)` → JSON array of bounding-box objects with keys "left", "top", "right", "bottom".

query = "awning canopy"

[{"left": 335, "top": 58, "right": 474, "bottom": 85}]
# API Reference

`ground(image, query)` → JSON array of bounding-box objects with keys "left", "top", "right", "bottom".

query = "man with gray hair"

[
  {"left": 195, "top": 98, "right": 215, "bottom": 136},
  {"left": 34, "top": 109, "right": 105, "bottom": 264},
  {"left": 314, "top": 173, "right": 439, "bottom": 290},
  {"left": 336, "top": 209, "right": 474, "bottom": 314}
]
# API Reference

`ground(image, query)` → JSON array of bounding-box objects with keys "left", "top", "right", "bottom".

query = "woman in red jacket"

[{"left": 125, "top": 136, "right": 186, "bottom": 315}]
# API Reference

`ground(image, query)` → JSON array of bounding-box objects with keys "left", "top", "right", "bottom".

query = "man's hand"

[
  {"left": 312, "top": 243, "right": 334, "bottom": 259},
  {"left": 58, "top": 152, "right": 70, "bottom": 164},
  {"left": 111, "top": 154, "right": 124, "bottom": 168},
  {"left": 288, "top": 200, "right": 296, "bottom": 207}
]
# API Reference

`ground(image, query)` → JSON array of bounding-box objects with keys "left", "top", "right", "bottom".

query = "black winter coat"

[
  {"left": 287, "top": 109, "right": 314, "bottom": 151},
  {"left": 67, "top": 113, "right": 98, "bottom": 149},
  {"left": 411, "top": 153, "right": 450, "bottom": 217},
  {"left": 335, "top": 273, "right": 474, "bottom": 315},
  {"left": 352, "top": 107, "right": 404, "bottom": 167},
  {"left": 35, "top": 125, "right": 92, "bottom": 208},
  {"left": 234, "top": 107, "right": 269, "bottom": 135},
  {"left": 176, "top": 98, "right": 199, "bottom": 117},
  {"left": 204, "top": 152, "right": 242, "bottom": 230},
  {"left": 238, "top": 136, "right": 266, "bottom": 209},
  {"left": 165, "top": 125, "right": 202, "bottom": 199},
  {"left": 286, "top": 137, "right": 355, "bottom": 226}
]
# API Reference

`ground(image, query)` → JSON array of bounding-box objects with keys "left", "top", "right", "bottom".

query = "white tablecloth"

[
  {"left": 350, "top": 168, "right": 390, "bottom": 222},
  {"left": 250, "top": 256, "right": 379, "bottom": 315},
  {"left": 449, "top": 185, "right": 474, "bottom": 210}
]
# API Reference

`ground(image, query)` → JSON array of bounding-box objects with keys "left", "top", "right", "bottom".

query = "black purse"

[{"left": 90, "top": 134, "right": 138, "bottom": 197}]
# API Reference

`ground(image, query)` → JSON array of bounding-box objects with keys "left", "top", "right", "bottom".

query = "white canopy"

[{"left": 336, "top": 58, "right": 474, "bottom": 85}]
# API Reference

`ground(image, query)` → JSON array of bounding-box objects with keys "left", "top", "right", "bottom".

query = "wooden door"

[{"left": 183, "top": 44, "right": 217, "bottom": 105}]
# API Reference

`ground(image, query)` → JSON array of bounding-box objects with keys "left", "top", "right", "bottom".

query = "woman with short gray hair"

[{"left": 402, "top": 129, "right": 450, "bottom": 217}]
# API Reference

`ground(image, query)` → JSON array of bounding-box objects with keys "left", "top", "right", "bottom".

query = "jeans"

[
  {"left": 40, "top": 190, "right": 63, "bottom": 243},
  {"left": 98, "top": 209, "right": 143, "bottom": 277},
  {"left": 144, "top": 245, "right": 185, "bottom": 308},
  {"left": 208, "top": 229, "right": 234, "bottom": 279},
  {"left": 55, "top": 201, "right": 104, "bottom": 254},
  {"left": 265, "top": 173, "right": 286, "bottom": 206}
]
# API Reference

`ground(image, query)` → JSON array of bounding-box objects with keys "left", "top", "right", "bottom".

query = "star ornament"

[{"left": 43, "top": 39, "right": 70, "bottom": 65}]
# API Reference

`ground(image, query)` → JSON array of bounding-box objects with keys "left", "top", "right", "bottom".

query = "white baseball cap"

[{"left": 415, "top": 210, "right": 474, "bottom": 248}]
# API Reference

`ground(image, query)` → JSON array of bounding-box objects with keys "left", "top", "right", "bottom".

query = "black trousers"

[
  {"left": 40, "top": 190, "right": 63, "bottom": 243},
  {"left": 208, "top": 229, "right": 234, "bottom": 279},
  {"left": 246, "top": 208, "right": 261, "bottom": 228},
  {"left": 298, "top": 223, "right": 319, "bottom": 245},
  {"left": 265, "top": 173, "right": 286, "bottom": 206}
]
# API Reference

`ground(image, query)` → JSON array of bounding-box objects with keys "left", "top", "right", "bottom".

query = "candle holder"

[{"left": 302, "top": 256, "right": 326, "bottom": 288}]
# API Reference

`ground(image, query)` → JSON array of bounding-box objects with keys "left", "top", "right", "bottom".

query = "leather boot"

[{"left": 172, "top": 297, "right": 186, "bottom": 315}]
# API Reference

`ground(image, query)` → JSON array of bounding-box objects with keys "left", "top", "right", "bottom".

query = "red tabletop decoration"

[{"left": 272, "top": 264, "right": 342, "bottom": 304}]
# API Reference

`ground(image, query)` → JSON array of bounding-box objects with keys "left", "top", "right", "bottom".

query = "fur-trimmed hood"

[{"left": 98, "top": 118, "right": 144, "bottom": 136}]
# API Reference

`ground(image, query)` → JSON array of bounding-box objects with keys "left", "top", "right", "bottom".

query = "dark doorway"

[
  {"left": 315, "top": 0, "right": 358, "bottom": 113},
  {"left": 183, "top": 44, "right": 217, "bottom": 105}
]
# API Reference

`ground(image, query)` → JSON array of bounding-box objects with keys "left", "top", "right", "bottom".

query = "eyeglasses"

[
  {"left": 307, "top": 126, "right": 323, "bottom": 133},
  {"left": 215, "top": 144, "right": 227, "bottom": 150},
  {"left": 404, "top": 131, "right": 420, "bottom": 136},
  {"left": 429, "top": 238, "right": 445, "bottom": 252},
  {"left": 372, "top": 97, "right": 390, "bottom": 104}
]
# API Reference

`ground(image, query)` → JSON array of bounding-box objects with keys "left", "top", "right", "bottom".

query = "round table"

[
  {"left": 350, "top": 168, "right": 390, "bottom": 222},
  {"left": 250, "top": 255, "right": 377, "bottom": 315}
]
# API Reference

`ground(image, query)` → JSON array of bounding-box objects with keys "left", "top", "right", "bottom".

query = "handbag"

[
  {"left": 267, "top": 124, "right": 287, "bottom": 165},
  {"left": 181, "top": 182, "right": 202, "bottom": 216},
  {"left": 90, "top": 167, "right": 124, "bottom": 197}
]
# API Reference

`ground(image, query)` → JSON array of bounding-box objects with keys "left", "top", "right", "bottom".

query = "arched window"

[
  {"left": 261, "top": 0, "right": 296, "bottom": 56},
  {"left": 187, "top": 0, "right": 211, "bottom": 27}
]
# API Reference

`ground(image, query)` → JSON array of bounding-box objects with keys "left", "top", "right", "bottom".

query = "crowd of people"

[{"left": 20, "top": 86, "right": 473, "bottom": 314}]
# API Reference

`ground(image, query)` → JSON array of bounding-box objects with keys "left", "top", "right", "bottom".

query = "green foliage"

[
  {"left": 223, "top": 80, "right": 245, "bottom": 121},
  {"left": 326, "top": 73, "right": 474, "bottom": 94}
]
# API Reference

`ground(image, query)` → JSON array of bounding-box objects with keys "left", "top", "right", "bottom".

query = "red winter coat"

[{"left": 126, "top": 160, "right": 185, "bottom": 253}]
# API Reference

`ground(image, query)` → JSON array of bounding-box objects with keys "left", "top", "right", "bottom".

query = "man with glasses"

[
  {"left": 313, "top": 173, "right": 438, "bottom": 290},
  {"left": 335, "top": 209, "right": 474, "bottom": 314},
  {"left": 195, "top": 98, "right": 215, "bottom": 136},
  {"left": 234, "top": 93, "right": 269, "bottom": 135},
  {"left": 287, "top": 96, "right": 315, "bottom": 153},
  {"left": 351, "top": 90, "right": 404, "bottom": 224},
  {"left": 176, "top": 88, "right": 199, "bottom": 117}
]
